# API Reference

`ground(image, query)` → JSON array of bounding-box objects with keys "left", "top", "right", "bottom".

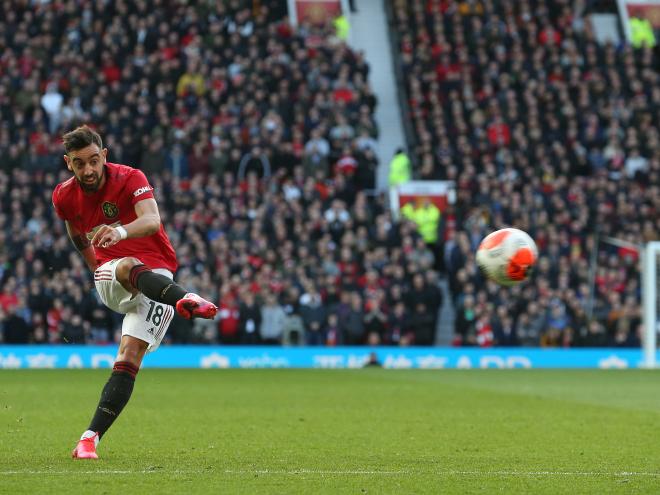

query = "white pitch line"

[
  {"left": 225, "top": 469, "right": 406, "bottom": 475},
  {"left": 225, "top": 470, "right": 660, "bottom": 477},
  {"left": 2, "top": 469, "right": 660, "bottom": 477},
  {"left": 1, "top": 470, "right": 141, "bottom": 475},
  {"left": 442, "top": 471, "right": 660, "bottom": 477}
]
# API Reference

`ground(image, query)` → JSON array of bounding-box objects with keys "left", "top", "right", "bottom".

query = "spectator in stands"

[
  {"left": 61, "top": 312, "right": 87, "bottom": 345},
  {"left": 385, "top": 301, "right": 408, "bottom": 346},
  {"left": 31, "top": 314, "right": 48, "bottom": 344},
  {"left": 324, "top": 313, "right": 343, "bottom": 346},
  {"left": 218, "top": 289, "right": 241, "bottom": 345},
  {"left": 401, "top": 198, "right": 441, "bottom": 249},
  {"left": 411, "top": 303, "right": 436, "bottom": 345},
  {"left": 363, "top": 295, "right": 387, "bottom": 344},
  {"left": 343, "top": 292, "right": 366, "bottom": 345},
  {"left": 260, "top": 293, "right": 286, "bottom": 345},
  {"left": 388, "top": 148, "right": 411, "bottom": 186},
  {"left": 238, "top": 291, "right": 262, "bottom": 345},
  {"left": 300, "top": 285, "right": 326, "bottom": 346},
  {"left": 2, "top": 305, "right": 31, "bottom": 344}
]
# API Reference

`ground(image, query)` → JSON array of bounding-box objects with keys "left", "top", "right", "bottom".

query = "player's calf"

[
  {"left": 126, "top": 263, "right": 217, "bottom": 319},
  {"left": 73, "top": 360, "right": 139, "bottom": 459}
]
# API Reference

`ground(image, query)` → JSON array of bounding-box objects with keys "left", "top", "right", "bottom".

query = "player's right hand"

[{"left": 91, "top": 225, "right": 122, "bottom": 248}]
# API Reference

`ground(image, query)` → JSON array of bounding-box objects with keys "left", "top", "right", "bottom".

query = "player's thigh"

[
  {"left": 94, "top": 258, "right": 140, "bottom": 313},
  {"left": 97, "top": 263, "right": 175, "bottom": 353}
]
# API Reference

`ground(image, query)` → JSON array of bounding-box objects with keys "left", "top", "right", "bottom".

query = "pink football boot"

[
  {"left": 72, "top": 433, "right": 99, "bottom": 459},
  {"left": 176, "top": 293, "right": 218, "bottom": 319}
]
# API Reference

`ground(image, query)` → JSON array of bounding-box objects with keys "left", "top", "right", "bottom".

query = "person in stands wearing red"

[{"left": 52, "top": 126, "right": 218, "bottom": 459}]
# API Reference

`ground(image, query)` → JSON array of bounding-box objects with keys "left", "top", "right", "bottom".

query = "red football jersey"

[{"left": 52, "top": 162, "right": 178, "bottom": 272}]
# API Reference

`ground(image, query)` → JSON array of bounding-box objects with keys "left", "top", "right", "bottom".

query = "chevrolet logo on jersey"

[{"left": 102, "top": 201, "right": 119, "bottom": 218}]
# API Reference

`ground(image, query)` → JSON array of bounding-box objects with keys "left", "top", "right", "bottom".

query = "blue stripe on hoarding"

[{"left": 0, "top": 346, "right": 645, "bottom": 369}]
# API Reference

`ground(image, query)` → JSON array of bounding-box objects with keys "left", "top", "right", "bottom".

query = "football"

[{"left": 476, "top": 228, "right": 538, "bottom": 286}]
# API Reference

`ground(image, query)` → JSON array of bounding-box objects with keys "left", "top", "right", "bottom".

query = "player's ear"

[
  {"left": 102, "top": 148, "right": 108, "bottom": 161},
  {"left": 63, "top": 155, "right": 73, "bottom": 171}
]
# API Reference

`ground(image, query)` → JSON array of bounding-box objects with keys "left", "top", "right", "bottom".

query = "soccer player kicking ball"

[{"left": 52, "top": 126, "right": 218, "bottom": 459}]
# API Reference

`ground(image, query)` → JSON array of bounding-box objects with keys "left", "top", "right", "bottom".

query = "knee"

[
  {"left": 116, "top": 257, "right": 143, "bottom": 287},
  {"left": 117, "top": 339, "right": 148, "bottom": 366}
]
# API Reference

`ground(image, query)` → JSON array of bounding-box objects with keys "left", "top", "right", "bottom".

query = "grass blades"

[{"left": 1, "top": 369, "right": 660, "bottom": 494}]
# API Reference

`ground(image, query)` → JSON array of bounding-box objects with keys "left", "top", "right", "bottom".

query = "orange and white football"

[{"left": 476, "top": 228, "right": 538, "bottom": 286}]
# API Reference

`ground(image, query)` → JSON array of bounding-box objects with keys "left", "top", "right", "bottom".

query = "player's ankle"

[{"left": 80, "top": 430, "right": 100, "bottom": 447}]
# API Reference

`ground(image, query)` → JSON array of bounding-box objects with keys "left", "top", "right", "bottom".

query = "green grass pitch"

[{"left": 1, "top": 369, "right": 660, "bottom": 494}]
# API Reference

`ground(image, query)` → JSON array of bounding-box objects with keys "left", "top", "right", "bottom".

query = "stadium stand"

[
  {"left": 391, "top": 0, "right": 659, "bottom": 347},
  {"left": 2, "top": 0, "right": 657, "bottom": 349},
  {"left": 0, "top": 0, "right": 443, "bottom": 347}
]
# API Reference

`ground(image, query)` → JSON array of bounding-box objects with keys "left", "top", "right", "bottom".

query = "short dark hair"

[{"left": 62, "top": 125, "right": 103, "bottom": 154}]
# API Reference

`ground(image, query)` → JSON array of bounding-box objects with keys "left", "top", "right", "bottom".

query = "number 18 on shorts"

[{"left": 94, "top": 260, "right": 175, "bottom": 352}]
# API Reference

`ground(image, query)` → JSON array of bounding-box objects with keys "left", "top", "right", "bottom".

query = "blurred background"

[{"left": 0, "top": 0, "right": 658, "bottom": 353}]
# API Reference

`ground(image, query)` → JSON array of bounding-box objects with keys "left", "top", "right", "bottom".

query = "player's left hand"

[{"left": 91, "top": 225, "right": 122, "bottom": 248}]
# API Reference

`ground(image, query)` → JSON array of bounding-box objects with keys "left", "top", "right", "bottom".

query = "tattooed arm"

[{"left": 65, "top": 221, "right": 98, "bottom": 272}]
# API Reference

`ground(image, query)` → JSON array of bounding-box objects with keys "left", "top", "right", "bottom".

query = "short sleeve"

[
  {"left": 52, "top": 184, "right": 67, "bottom": 220},
  {"left": 125, "top": 169, "right": 155, "bottom": 205}
]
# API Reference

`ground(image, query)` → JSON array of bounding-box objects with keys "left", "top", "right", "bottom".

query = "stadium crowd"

[
  {"left": 0, "top": 0, "right": 443, "bottom": 347},
  {"left": 1, "top": 0, "right": 657, "bottom": 349},
  {"left": 392, "top": 0, "right": 659, "bottom": 347}
]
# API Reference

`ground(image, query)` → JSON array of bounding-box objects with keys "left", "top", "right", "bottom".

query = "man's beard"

[{"left": 76, "top": 169, "right": 104, "bottom": 192}]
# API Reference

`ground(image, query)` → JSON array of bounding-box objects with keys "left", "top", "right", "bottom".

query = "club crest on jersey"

[{"left": 102, "top": 201, "right": 119, "bottom": 219}]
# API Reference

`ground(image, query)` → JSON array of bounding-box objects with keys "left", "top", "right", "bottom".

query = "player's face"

[{"left": 64, "top": 144, "right": 108, "bottom": 193}]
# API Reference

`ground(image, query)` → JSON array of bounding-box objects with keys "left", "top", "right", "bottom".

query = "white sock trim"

[{"left": 81, "top": 430, "right": 100, "bottom": 447}]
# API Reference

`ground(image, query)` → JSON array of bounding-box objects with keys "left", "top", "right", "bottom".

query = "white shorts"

[{"left": 94, "top": 258, "right": 176, "bottom": 353}]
